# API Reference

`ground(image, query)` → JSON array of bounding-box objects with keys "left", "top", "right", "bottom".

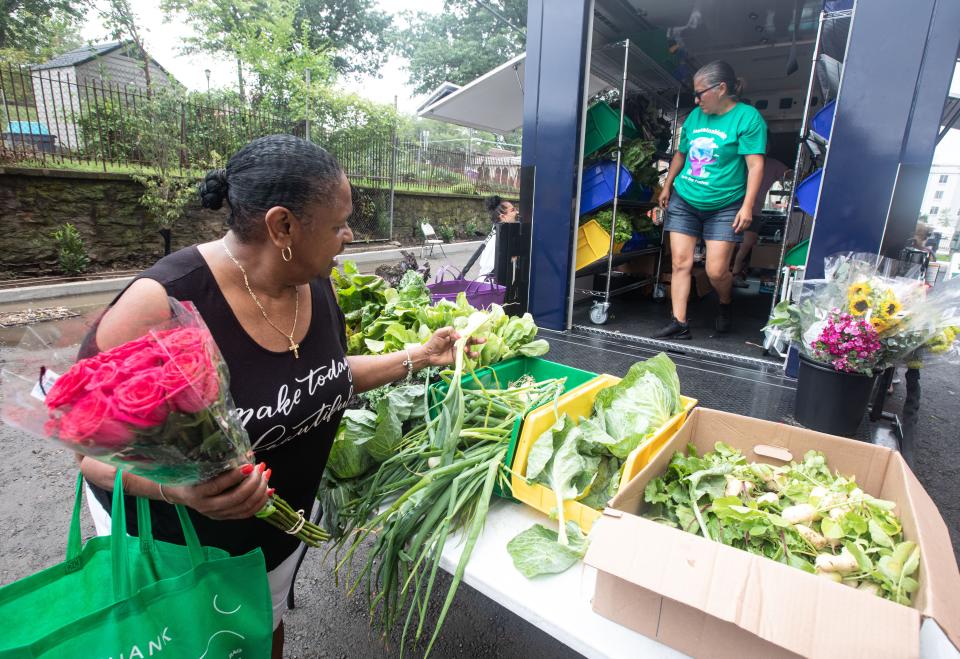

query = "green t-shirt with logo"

[{"left": 673, "top": 103, "right": 767, "bottom": 211}]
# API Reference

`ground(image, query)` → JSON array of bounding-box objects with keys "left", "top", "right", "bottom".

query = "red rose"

[
  {"left": 154, "top": 327, "right": 211, "bottom": 358},
  {"left": 97, "top": 336, "right": 157, "bottom": 363},
  {"left": 58, "top": 390, "right": 133, "bottom": 446},
  {"left": 112, "top": 368, "right": 169, "bottom": 427},
  {"left": 160, "top": 350, "right": 220, "bottom": 414},
  {"left": 45, "top": 360, "right": 97, "bottom": 410},
  {"left": 86, "top": 360, "right": 123, "bottom": 392},
  {"left": 118, "top": 345, "right": 167, "bottom": 375}
]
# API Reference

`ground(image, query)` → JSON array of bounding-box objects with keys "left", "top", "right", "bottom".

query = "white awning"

[{"left": 417, "top": 54, "right": 612, "bottom": 134}]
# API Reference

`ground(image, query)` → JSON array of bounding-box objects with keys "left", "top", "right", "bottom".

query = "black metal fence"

[
  {"left": 1, "top": 62, "right": 520, "bottom": 241},
  {"left": 0, "top": 63, "right": 296, "bottom": 173}
]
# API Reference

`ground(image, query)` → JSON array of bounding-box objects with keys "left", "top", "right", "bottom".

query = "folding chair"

[{"left": 420, "top": 222, "right": 447, "bottom": 259}]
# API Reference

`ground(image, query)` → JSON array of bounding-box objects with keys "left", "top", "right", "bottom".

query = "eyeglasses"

[{"left": 694, "top": 83, "right": 721, "bottom": 101}]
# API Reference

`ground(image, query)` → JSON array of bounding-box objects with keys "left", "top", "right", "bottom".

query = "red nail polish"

[
  {"left": 266, "top": 488, "right": 275, "bottom": 497},
  {"left": 240, "top": 464, "right": 254, "bottom": 475},
  {"left": 257, "top": 463, "right": 266, "bottom": 474},
  {"left": 264, "top": 468, "right": 272, "bottom": 481}
]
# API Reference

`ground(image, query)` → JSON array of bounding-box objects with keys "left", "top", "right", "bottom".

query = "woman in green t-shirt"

[{"left": 654, "top": 60, "right": 767, "bottom": 340}]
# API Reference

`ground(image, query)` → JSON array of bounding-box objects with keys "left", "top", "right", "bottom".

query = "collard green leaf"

[
  {"left": 507, "top": 523, "right": 589, "bottom": 578},
  {"left": 326, "top": 409, "right": 377, "bottom": 480},
  {"left": 526, "top": 415, "right": 568, "bottom": 480},
  {"left": 592, "top": 353, "right": 681, "bottom": 457},
  {"left": 579, "top": 455, "right": 622, "bottom": 510},
  {"left": 367, "top": 384, "right": 426, "bottom": 462}
]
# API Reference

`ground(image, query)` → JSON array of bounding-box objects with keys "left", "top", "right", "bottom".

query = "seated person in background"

[
  {"left": 731, "top": 156, "right": 790, "bottom": 287},
  {"left": 477, "top": 196, "right": 519, "bottom": 279}
]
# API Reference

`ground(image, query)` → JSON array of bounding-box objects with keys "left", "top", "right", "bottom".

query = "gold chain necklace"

[{"left": 221, "top": 240, "right": 301, "bottom": 358}]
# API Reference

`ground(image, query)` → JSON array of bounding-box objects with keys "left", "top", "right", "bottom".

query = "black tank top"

[{"left": 87, "top": 246, "right": 353, "bottom": 569}]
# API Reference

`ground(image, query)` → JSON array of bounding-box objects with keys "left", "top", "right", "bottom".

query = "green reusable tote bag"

[{"left": 0, "top": 472, "right": 273, "bottom": 658}]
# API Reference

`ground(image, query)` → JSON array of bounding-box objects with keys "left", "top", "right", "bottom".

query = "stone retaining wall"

[{"left": 0, "top": 168, "right": 511, "bottom": 279}]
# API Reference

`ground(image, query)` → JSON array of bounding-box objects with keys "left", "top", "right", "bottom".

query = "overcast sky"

[{"left": 81, "top": 1, "right": 960, "bottom": 163}]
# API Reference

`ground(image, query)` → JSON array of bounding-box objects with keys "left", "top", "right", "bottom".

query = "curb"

[
  {"left": 0, "top": 277, "right": 134, "bottom": 304},
  {"left": 0, "top": 241, "right": 484, "bottom": 305}
]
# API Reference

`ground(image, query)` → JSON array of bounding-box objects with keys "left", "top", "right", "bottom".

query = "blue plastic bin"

[
  {"left": 796, "top": 169, "right": 823, "bottom": 216},
  {"left": 810, "top": 100, "right": 835, "bottom": 142},
  {"left": 580, "top": 161, "right": 633, "bottom": 214}
]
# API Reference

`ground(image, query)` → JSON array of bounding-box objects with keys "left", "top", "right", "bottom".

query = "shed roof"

[{"left": 32, "top": 41, "right": 127, "bottom": 70}]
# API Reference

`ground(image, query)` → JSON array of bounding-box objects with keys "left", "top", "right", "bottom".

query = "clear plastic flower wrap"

[
  {"left": 767, "top": 253, "right": 960, "bottom": 373},
  {"left": 2, "top": 299, "right": 249, "bottom": 483},
  {"left": 1, "top": 298, "right": 328, "bottom": 545}
]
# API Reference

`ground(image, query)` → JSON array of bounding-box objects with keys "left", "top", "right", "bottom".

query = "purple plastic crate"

[{"left": 427, "top": 267, "right": 506, "bottom": 309}]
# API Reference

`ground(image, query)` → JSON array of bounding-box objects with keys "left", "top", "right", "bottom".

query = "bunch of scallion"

[{"left": 331, "top": 315, "right": 565, "bottom": 656}]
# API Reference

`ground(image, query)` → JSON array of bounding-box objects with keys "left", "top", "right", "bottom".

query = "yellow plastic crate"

[
  {"left": 576, "top": 220, "right": 612, "bottom": 271},
  {"left": 511, "top": 374, "right": 697, "bottom": 533}
]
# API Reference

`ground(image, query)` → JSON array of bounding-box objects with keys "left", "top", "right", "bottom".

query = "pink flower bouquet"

[
  {"left": 1, "top": 299, "right": 327, "bottom": 545},
  {"left": 810, "top": 310, "right": 882, "bottom": 374}
]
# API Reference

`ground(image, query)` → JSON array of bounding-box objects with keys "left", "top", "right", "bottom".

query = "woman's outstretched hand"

[{"left": 419, "top": 327, "right": 484, "bottom": 367}]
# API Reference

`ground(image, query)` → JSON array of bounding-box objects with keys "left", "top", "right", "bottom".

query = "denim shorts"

[{"left": 664, "top": 193, "right": 744, "bottom": 243}]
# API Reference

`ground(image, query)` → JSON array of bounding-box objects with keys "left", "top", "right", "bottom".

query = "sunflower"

[
  {"left": 848, "top": 281, "right": 872, "bottom": 299},
  {"left": 848, "top": 293, "right": 871, "bottom": 316},
  {"left": 880, "top": 293, "right": 902, "bottom": 318}
]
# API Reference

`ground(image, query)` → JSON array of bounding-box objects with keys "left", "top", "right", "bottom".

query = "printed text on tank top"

[{"left": 233, "top": 357, "right": 353, "bottom": 452}]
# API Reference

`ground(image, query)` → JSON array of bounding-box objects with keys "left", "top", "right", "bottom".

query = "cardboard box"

[
  {"left": 584, "top": 408, "right": 960, "bottom": 659},
  {"left": 749, "top": 243, "right": 783, "bottom": 270}
]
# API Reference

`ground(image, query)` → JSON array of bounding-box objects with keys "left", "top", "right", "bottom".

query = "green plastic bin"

[
  {"left": 427, "top": 356, "right": 597, "bottom": 500},
  {"left": 583, "top": 102, "right": 639, "bottom": 158},
  {"left": 784, "top": 239, "right": 809, "bottom": 267}
]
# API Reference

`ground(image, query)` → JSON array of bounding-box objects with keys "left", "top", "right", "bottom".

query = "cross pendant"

[{"left": 289, "top": 341, "right": 300, "bottom": 359}]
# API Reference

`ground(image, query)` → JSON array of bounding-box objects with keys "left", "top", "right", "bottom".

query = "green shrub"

[
  {"left": 437, "top": 224, "right": 455, "bottom": 243},
  {"left": 51, "top": 223, "right": 89, "bottom": 275}
]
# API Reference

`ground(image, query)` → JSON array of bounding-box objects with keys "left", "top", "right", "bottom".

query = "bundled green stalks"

[
  {"left": 331, "top": 327, "right": 566, "bottom": 656},
  {"left": 644, "top": 442, "right": 921, "bottom": 606}
]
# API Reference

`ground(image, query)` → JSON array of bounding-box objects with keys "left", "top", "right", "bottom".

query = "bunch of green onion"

[{"left": 331, "top": 320, "right": 565, "bottom": 656}]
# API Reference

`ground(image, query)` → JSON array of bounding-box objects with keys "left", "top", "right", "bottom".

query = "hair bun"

[
  {"left": 198, "top": 168, "right": 228, "bottom": 210},
  {"left": 484, "top": 195, "right": 504, "bottom": 212}
]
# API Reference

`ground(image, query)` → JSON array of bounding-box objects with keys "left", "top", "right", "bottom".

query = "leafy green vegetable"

[
  {"left": 367, "top": 384, "right": 426, "bottom": 462},
  {"left": 642, "top": 442, "right": 922, "bottom": 606},
  {"left": 593, "top": 353, "right": 680, "bottom": 456},
  {"left": 507, "top": 523, "right": 590, "bottom": 578},
  {"left": 526, "top": 415, "right": 600, "bottom": 545},
  {"left": 333, "top": 262, "right": 549, "bottom": 365},
  {"left": 326, "top": 409, "right": 378, "bottom": 480},
  {"left": 512, "top": 354, "right": 683, "bottom": 577}
]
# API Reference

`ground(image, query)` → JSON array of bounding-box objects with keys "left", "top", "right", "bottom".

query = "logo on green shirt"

[
  {"left": 688, "top": 136, "right": 718, "bottom": 178},
  {"left": 673, "top": 103, "right": 767, "bottom": 211}
]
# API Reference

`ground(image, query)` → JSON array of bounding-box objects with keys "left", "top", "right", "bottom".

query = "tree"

[
  {"left": 0, "top": 0, "right": 87, "bottom": 59},
  {"left": 162, "top": 0, "right": 392, "bottom": 101},
  {"left": 292, "top": 0, "right": 391, "bottom": 77},
  {"left": 394, "top": 0, "right": 526, "bottom": 96},
  {"left": 100, "top": 0, "right": 152, "bottom": 92},
  {"left": 161, "top": 0, "right": 270, "bottom": 101}
]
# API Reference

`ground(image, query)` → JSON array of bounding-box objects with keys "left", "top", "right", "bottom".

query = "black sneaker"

[
  {"left": 715, "top": 303, "right": 733, "bottom": 333},
  {"left": 653, "top": 318, "right": 692, "bottom": 340}
]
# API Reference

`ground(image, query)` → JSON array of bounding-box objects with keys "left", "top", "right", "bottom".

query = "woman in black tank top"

[{"left": 79, "top": 135, "right": 472, "bottom": 658}]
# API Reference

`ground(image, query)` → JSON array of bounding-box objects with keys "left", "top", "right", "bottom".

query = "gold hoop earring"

[{"left": 281, "top": 246, "right": 293, "bottom": 262}]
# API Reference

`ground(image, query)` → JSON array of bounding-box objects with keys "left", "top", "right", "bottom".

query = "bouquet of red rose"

[{"left": 0, "top": 299, "right": 327, "bottom": 546}]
